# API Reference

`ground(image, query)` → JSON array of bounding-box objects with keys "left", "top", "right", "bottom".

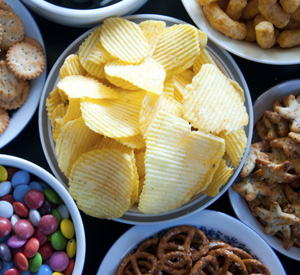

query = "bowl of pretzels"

[{"left": 229, "top": 79, "right": 300, "bottom": 260}]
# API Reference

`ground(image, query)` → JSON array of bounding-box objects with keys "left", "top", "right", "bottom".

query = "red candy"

[
  {"left": 64, "top": 258, "right": 75, "bottom": 275},
  {"left": 24, "top": 189, "right": 45, "bottom": 209},
  {"left": 12, "top": 202, "right": 29, "bottom": 218},
  {"left": 37, "top": 214, "right": 58, "bottom": 235},
  {"left": 6, "top": 167, "right": 18, "bottom": 181},
  {"left": 38, "top": 241, "right": 54, "bottom": 260},
  {"left": 0, "top": 194, "right": 14, "bottom": 204},
  {"left": 14, "top": 219, "right": 34, "bottom": 239},
  {"left": 33, "top": 228, "right": 47, "bottom": 246},
  {"left": 0, "top": 217, "right": 12, "bottom": 237},
  {"left": 3, "top": 268, "right": 21, "bottom": 275},
  {"left": 24, "top": 238, "right": 40, "bottom": 258},
  {"left": 14, "top": 252, "right": 29, "bottom": 272}
]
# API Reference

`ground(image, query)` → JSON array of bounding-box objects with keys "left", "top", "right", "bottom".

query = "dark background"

[{"left": 2, "top": 0, "right": 300, "bottom": 273}]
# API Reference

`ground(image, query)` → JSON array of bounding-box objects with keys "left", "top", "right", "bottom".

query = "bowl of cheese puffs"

[{"left": 39, "top": 14, "right": 253, "bottom": 224}]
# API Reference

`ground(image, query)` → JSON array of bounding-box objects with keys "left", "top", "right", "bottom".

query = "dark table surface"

[{"left": 2, "top": 0, "right": 300, "bottom": 274}]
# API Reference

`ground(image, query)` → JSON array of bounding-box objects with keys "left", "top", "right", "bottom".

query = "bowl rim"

[{"left": 0, "top": 154, "right": 86, "bottom": 273}]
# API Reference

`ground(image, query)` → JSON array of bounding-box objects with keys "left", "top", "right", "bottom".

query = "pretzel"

[
  {"left": 156, "top": 225, "right": 209, "bottom": 261},
  {"left": 136, "top": 237, "right": 158, "bottom": 256},
  {"left": 223, "top": 246, "right": 253, "bottom": 259},
  {"left": 208, "top": 239, "right": 232, "bottom": 250},
  {"left": 243, "top": 258, "right": 271, "bottom": 275},
  {"left": 116, "top": 251, "right": 158, "bottom": 275},
  {"left": 155, "top": 251, "right": 192, "bottom": 275},
  {"left": 190, "top": 255, "right": 219, "bottom": 275}
]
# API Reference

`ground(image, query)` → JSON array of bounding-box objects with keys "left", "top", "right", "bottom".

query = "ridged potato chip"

[
  {"left": 152, "top": 24, "right": 200, "bottom": 75},
  {"left": 46, "top": 87, "right": 64, "bottom": 123},
  {"left": 116, "top": 134, "right": 145, "bottom": 150},
  {"left": 192, "top": 48, "right": 216, "bottom": 75},
  {"left": 138, "top": 111, "right": 225, "bottom": 214},
  {"left": 163, "top": 75, "right": 175, "bottom": 97},
  {"left": 59, "top": 54, "right": 87, "bottom": 80},
  {"left": 81, "top": 90, "right": 145, "bottom": 138},
  {"left": 183, "top": 64, "right": 248, "bottom": 134},
  {"left": 91, "top": 135, "right": 132, "bottom": 153},
  {"left": 100, "top": 17, "right": 149, "bottom": 64},
  {"left": 69, "top": 148, "right": 139, "bottom": 219},
  {"left": 104, "top": 57, "right": 166, "bottom": 94},
  {"left": 174, "top": 69, "right": 194, "bottom": 103},
  {"left": 55, "top": 117, "right": 102, "bottom": 177}
]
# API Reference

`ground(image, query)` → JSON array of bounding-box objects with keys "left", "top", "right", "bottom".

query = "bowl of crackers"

[
  {"left": 39, "top": 14, "right": 253, "bottom": 224},
  {"left": 21, "top": 0, "right": 148, "bottom": 27},
  {"left": 182, "top": 0, "right": 300, "bottom": 65},
  {"left": 229, "top": 79, "right": 300, "bottom": 260}
]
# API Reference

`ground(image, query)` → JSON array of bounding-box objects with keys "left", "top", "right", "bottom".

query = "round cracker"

[
  {"left": 0, "top": 0, "right": 13, "bottom": 12},
  {"left": 0, "top": 107, "right": 9, "bottom": 133}
]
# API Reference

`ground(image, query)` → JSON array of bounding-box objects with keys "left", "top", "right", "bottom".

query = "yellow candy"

[
  {"left": 52, "top": 273, "right": 64, "bottom": 275},
  {"left": 60, "top": 219, "right": 75, "bottom": 239},
  {"left": 66, "top": 238, "right": 77, "bottom": 258},
  {"left": 0, "top": 165, "right": 8, "bottom": 182}
]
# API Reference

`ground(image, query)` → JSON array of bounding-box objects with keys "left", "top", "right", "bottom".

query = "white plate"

[
  {"left": 97, "top": 209, "right": 286, "bottom": 274},
  {"left": 181, "top": 0, "right": 300, "bottom": 65},
  {"left": 229, "top": 79, "right": 300, "bottom": 261},
  {"left": 38, "top": 14, "right": 253, "bottom": 224},
  {"left": 0, "top": 0, "right": 46, "bottom": 149}
]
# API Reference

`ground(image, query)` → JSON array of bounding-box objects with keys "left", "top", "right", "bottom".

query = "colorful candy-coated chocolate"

[
  {"left": 13, "top": 219, "right": 34, "bottom": 239},
  {"left": 24, "top": 189, "right": 45, "bottom": 210},
  {"left": 38, "top": 200, "right": 51, "bottom": 216},
  {"left": 66, "top": 239, "right": 76, "bottom": 258},
  {"left": 38, "top": 241, "right": 53, "bottom": 260},
  {"left": 6, "top": 168, "right": 18, "bottom": 182},
  {"left": 10, "top": 214, "right": 20, "bottom": 228},
  {"left": 23, "top": 238, "right": 40, "bottom": 258},
  {"left": 0, "top": 218, "right": 11, "bottom": 238},
  {"left": 28, "top": 252, "right": 42, "bottom": 273},
  {"left": 3, "top": 268, "right": 21, "bottom": 275},
  {"left": 0, "top": 194, "right": 14, "bottom": 204},
  {"left": 0, "top": 243, "right": 12, "bottom": 261},
  {"left": 0, "top": 201, "right": 13, "bottom": 219},
  {"left": 52, "top": 273, "right": 64, "bottom": 275},
  {"left": 49, "top": 251, "right": 69, "bottom": 272},
  {"left": 60, "top": 219, "right": 75, "bottom": 239},
  {"left": 51, "top": 230, "right": 67, "bottom": 251},
  {"left": 34, "top": 264, "right": 53, "bottom": 275},
  {"left": 0, "top": 181, "right": 11, "bottom": 197},
  {"left": 43, "top": 188, "right": 60, "bottom": 204},
  {"left": 13, "top": 252, "right": 28, "bottom": 272},
  {"left": 28, "top": 181, "right": 43, "bottom": 193},
  {"left": 29, "top": 209, "right": 41, "bottom": 227},
  {"left": 12, "top": 202, "right": 28, "bottom": 218},
  {"left": 7, "top": 235, "right": 26, "bottom": 248},
  {"left": 0, "top": 165, "right": 8, "bottom": 181},
  {"left": 64, "top": 258, "right": 75, "bottom": 275},
  {"left": 33, "top": 229, "right": 47, "bottom": 246},
  {"left": 50, "top": 209, "right": 61, "bottom": 224},
  {"left": 12, "top": 185, "right": 31, "bottom": 204},
  {"left": 11, "top": 171, "right": 30, "bottom": 188},
  {"left": 56, "top": 204, "right": 69, "bottom": 220},
  {"left": 37, "top": 215, "right": 58, "bottom": 235}
]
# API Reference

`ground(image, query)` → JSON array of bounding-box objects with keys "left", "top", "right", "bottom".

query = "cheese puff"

[
  {"left": 280, "top": 0, "right": 300, "bottom": 14},
  {"left": 242, "top": 0, "right": 259, "bottom": 19},
  {"left": 226, "top": 0, "right": 247, "bottom": 20},
  {"left": 277, "top": 29, "right": 300, "bottom": 48}
]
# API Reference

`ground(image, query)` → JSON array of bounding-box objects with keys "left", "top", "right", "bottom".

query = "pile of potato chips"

[{"left": 46, "top": 17, "right": 249, "bottom": 219}]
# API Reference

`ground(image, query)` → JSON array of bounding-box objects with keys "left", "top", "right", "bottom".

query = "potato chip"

[
  {"left": 183, "top": 64, "right": 248, "bottom": 134},
  {"left": 51, "top": 102, "right": 67, "bottom": 129},
  {"left": 100, "top": 17, "right": 149, "bottom": 64},
  {"left": 174, "top": 69, "right": 194, "bottom": 103},
  {"left": 139, "top": 20, "right": 166, "bottom": 56},
  {"left": 69, "top": 148, "right": 138, "bottom": 219},
  {"left": 56, "top": 98, "right": 81, "bottom": 127},
  {"left": 116, "top": 134, "right": 145, "bottom": 150},
  {"left": 192, "top": 48, "right": 216, "bottom": 75},
  {"left": 198, "top": 29, "right": 208, "bottom": 50},
  {"left": 59, "top": 54, "right": 87, "bottom": 80},
  {"left": 203, "top": 159, "right": 234, "bottom": 197},
  {"left": 138, "top": 111, "right": 225, "bottom": 214},
  {"left": 230, "top": 79, "right": 245, "bottom": 102},
  {"left": 152, "top": 24, "right": 200, "bottom": 75},
  {"left": 135, "top": 150, "right": 145, "bottom": 180},
  {"left": 104, "top": 57, "right": 166, "bottom": 94},
  {"left": 163, "top": 75, "right": 175, "bottom": 97},
  {"left": 81, "top": 90, "right": 145, "bottom": 138},
  {"left": 55, "top": 117, "right": 102, "bottom": 177},
  {"left": 46, "top": 87, "right": 64, "bottom": 122},
  {"left": 218, "top": 128, "right": 247, "bottom": 167},
  {"left": 139, "top": 93, "right": 182, "bottom": 138},
  {"left": 91, "top": 135, "right": 131, "bottom": 153},
  {"left": 57, "top": 75, "right": 119, "bottom": 99}
]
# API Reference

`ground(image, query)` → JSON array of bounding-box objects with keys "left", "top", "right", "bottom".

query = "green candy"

[
  {"left": 44, "top": 188, "right": 60, "bottom": 204},
  {"left": 28, "top": 252, "right": 42, "bottom": 273},
  {"left": 50, "top": 208, "right": 62, "bottom": 223},
  {"left": 51, "top": 230, "right": 68, "bottom": 250}
]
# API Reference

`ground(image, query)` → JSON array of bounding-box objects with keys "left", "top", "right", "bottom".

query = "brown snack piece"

[
  {"left": 270, "top": 136, "right": 300, "bottom": 157},
  {"left": 0, "top": 10, "right": 24, "bottom": 50},
  {"left": 255, "top": 119, "right": 268, "bottom": 140},
  {"left": 0, "top": 0, "right": 13, "bottom": 12},
  {"left": 136, "top": 237, "right": 158, "bottom": 256},
  {"left": 0, "top": 107, "right": 9, "bottom": 133},
  {"left": 266, "top": 147, "right": 288, "bottom": 164},
  {"left": 288, "top": 131, "right": 300, "bottom": 142},
  {"left": 190, "top": 255, "right": 219, "bottom": 274},
  {"left": 263, "top": 114, "right": 278, "bottom": 140},
  {"left": 243, "top": 258, "right": 271, "bottom": 274},
  {"left": 6, "top": 40, "right": 46, "bottom": 80}
]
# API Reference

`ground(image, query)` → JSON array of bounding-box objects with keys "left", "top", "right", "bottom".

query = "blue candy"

[
  {"left": 11, "top": 170, "right": 30, "bottom": 188},
  {"left": 29, "top": 181, "right": 44, "bottom": 192},
  {"left": 13, "top": 184, "right": 32, "bottom": 204},
  {"left": 32, "top": 264, "right": 52, "bottom": 275},
  {"left": 0, "top": 260, "right": 14, "bottom": 275}
]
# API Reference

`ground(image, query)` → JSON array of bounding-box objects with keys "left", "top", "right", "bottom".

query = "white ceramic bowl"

[
  {"left": 229, "top": 79, "right": 300, "bottom": 261},
  {"left": 38, "top": 14, "right": 254, "bottom": 224},
  {"left": 182, "top": 0, "right": 300, "bottom": 65},
  {"left": 20, "top": 0, "right": 148, "bottom": 27},
  {"left": 97, "top": 209, "right": 286, "bottom": 274},
  {"left": 0, "top": 154, "right": 86, "bottom": 273}
]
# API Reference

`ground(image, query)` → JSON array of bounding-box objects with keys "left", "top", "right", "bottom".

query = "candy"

[
  {"left": 13, "top": 252, "right": 28, "bottom": 272},
  {"left": 34, "top": 264, "right": 53, "bottom": 275},
  {"left": 13, "top": 219, "right": 34, "bottom": 239},
  {"left": 23, "top": 238, "right": 40, "bottom": 258},
  {"left": 60, "top": 219, "right": 75, "bottom": 239},
  {"left": 56, "top": 204, "right": 69, "bottom": 220},
  {"left": 10, "top": 214, "right": 20, "bottom": 228},
  {"left": 7, "top": 235, "right": 26, "bottom": 248},
  {"left": 33, "top": 228, "right": 47, "bottom": 246},
  {"left": 12, "top": 202, "right": 28, "bottom": 218},
  {"left": 24, "top": 189, "right": 45, "bottom": 209},
  {"left": 37, "top": 215, "right": 59, "bottom": 235},
  {"left": 64, "top": 258, "right": 75, "bottom": 275},
  {"left": 29, "top": 209, "right": 41, "bottom": 227},
  {"left": 49, "top": 251, "right": 69, "bottom": 272},
  {"left": 3, "top": 268, "right": 21, "bottom": 275},
  {"left": 0, "top": 243, "right": 12, "bottom": 261},
  {"left": 11, "top": 171, "right": 30, "bottom": 187},
  {"left": 50, "top": 209, "right": 62, "bottom": 223},
  {"left": 28, "top": 181, "right": 43, "bottom": 192},
  {"left": 66, "top": 239, "right": 76, "bottom": 258},
  {"left": 0, "top": 217, "right": 11, "bottom": 238},
  {"left": 28, "top": 252, "right": 42, "bottom": 273},
  {"left": 38, "top": 200, "right": 51, "bottom": 216},
  {"left": 51, "top": 230, "right": 67, "bottom": 251},
  {"left": 13, "top": 185, "right": 31, "bottom": 204},
  {"left": 38, "top": 241, "right": 53, "bottom": 260},
  {"left": 0, "top": 181, "right": 11, "bottom": 197},
  {"left": 0, "top": 201, "right": 13, "bottom": 219},
  {"left": 43, "top": 188, "right": 60, "bottom": 204},
  {"left": 0, "top": 165, "right": 8, "bottom": 181}
]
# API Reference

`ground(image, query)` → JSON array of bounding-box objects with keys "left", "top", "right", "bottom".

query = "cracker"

[
  {"left": 0, "top": 107, "right": 9, "bottom": 133},
  {"left": 0, "top": 10, "right": 24, "bottom": 50},
  {"left": 0, "top": 0, "right": 13, "bottom": 12},
  {"left": 6, "top": 40, "right": 46, "bottom": 80}
]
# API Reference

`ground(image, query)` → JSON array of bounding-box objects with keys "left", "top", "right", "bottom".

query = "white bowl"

[
  {"left": 38, "top": 14, "right": 253, "bottom": 224},
  {"left": 0, "top": 154, "right": 86, "bottom": 273},
  {"left": 97, "top": 209, "right": 286, "bottom": 274},
  {"left": 229, "top": 79, "right": 300, "bottom": 261},
  {"left": 20, "top": 0, "right": 148, "bottom": 27},
  {"left": 182, "top": 0, "right": 300, "bottom": 65}
]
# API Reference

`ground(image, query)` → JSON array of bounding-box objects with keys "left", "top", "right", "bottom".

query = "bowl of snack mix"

[
  {"left": 229, "top": 79, "right": 300, "bottom": 261},
  {"left": 20, "top": 0, "right": 148, "bottom": 27},
  {"left": 182, "top": 0, "right": 300, "bottom": 65},
  {"left": 38, "top": 14, "right": 253, "bottom": 224},
  {"left": 0, "top": 154, "right": 86, "bottom": 273},
  {"left": 97, "top": 209, "right": 286, "bottom": 274}
]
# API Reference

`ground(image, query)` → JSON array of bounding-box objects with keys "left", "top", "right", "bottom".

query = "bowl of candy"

[
  {"left": 0, "top": 154, "right": 85, "bottom": 273},
  {"left": 20, "top": 0, "right": 148, "bottom": 27}
]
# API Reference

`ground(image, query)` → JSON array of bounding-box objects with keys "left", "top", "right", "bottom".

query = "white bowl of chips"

[
  {"left": 182, "top": 0, "right": 300, "bottom": 65},
  {"left": 39, "top": 14, "right": 253, "bottom": 224},
  {"left": 20, "top": 0, "right": 148, "bottom": 27},
  {"left": 229, "top": 79, "right": 300, "bottom": 260}
]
